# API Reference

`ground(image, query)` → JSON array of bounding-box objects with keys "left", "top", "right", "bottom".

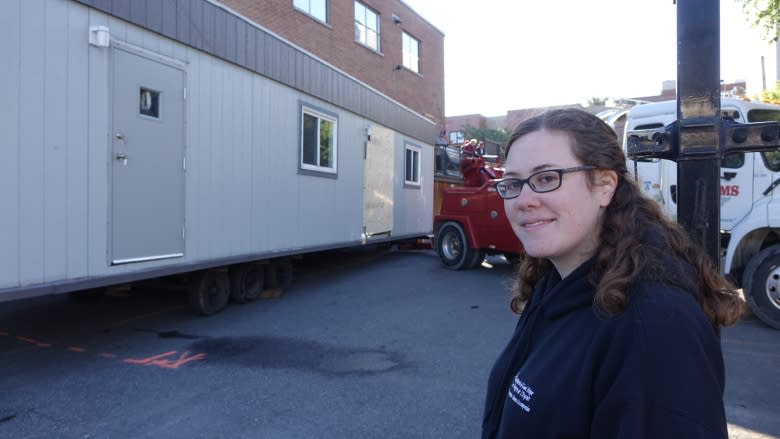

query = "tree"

[
  {"left": 461, "top": 125, "right": 510, "bottom": 145},
  {"left": 739, "top": 0, "right": 780, "bottom": 42},
  {"left": 587, "top": 97, "right": 608, "bottom": 107},
  {"left": 758, "top": 80, "right": 780, "bottom": 103}
]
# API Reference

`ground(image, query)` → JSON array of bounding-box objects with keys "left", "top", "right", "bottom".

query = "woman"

[{"left": 482, "top": 108, "right": 744, "bottom": 438}]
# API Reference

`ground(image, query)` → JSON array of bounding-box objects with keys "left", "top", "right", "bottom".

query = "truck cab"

[
  {"left": 433, "top": 146, "right": 523, "bottom": 270},
  {"left": 622, "top": 99, "right": 780, "bottom": 328}
]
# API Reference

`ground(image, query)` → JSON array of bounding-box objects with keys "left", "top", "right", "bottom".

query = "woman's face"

[{"left": 503, "top": 129, "right": 616, "bottom": 278}]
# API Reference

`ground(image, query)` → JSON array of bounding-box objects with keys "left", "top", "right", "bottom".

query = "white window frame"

[
  {"left": 449, "top": 131, "right": 464, "bottom": 145},
  {"left": 354, "top": 1, "right": 381, "bottom": 52},
  {"left": 293, "top": 0, "right": 328, "bottom": 23},
  {"left": 402, "top": 32, "right": 420, "bottom": 73},
  {"left": 300, "top": 106, "right": 338, "bottom": 174},
  {"left": 405, "top": 144, "right": 422, "bottom": 186}
]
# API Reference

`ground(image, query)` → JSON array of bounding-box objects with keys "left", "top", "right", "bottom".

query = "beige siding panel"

[
  {"left": 0, "top": 0, "right": 21, "bottom": 288},
  {"left": 43, "top": 0, "right": 70, "bottom": 281},
  {"left": 19, "top": 0, "right": 46, "bottom": 286}
]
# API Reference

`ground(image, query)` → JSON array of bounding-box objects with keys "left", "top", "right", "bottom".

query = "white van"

[{"left": 621, "top": 98, "right": 780, "bottom": 329}]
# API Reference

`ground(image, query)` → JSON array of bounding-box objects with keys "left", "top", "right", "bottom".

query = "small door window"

[
  {"left": 140, "top": 87, "right": 160, "bottom": 118},
  {"left": 722, "top": 152, "right": 745, "bottom": 169}
]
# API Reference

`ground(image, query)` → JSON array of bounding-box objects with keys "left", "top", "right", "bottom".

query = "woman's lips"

[{"left": 522, "top": 219, "right": 554, "bottom": 229}]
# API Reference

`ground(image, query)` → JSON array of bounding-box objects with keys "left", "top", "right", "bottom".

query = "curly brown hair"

[{"left": 504, "top": 108, "right": 745, "bottom": 327}]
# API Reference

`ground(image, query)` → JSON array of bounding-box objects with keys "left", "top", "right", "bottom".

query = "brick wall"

[{"left": 220, "top": 0, "right": 445, "bottom": 129}]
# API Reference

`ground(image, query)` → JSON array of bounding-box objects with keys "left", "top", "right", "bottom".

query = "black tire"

[
  {"left": 229, "top": 263, "right": 265, "bottom": 304},
  {"left": 68, "top": 287, "right": 106, "bottom": 304},
  {"left": 188, "top": 269, "right": 230, "bottom": 316},
  {"left": 468, "top": 249, "right": 486, "bottom": 269},
  {"left": 265, "top": 258, "right": 294, "bottom": 290},
  {"left": 435, "top": 222, "right": 478, "bottom": 270},
  {"left": 742, "top": 245, "right": 780, "bottom": 329},
  {"left": 504, "top": 253, "right": 522, "bottom": 265}
]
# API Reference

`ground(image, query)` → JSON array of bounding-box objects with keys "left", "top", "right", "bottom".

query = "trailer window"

[
  {"left": 405, "top": 144, "right": 421, "bottom": 187},
  {"left": 300, "top": 106, "right": 337, "bottom": 174}
]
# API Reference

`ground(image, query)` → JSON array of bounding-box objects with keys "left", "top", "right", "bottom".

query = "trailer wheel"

[
  {"left": 435, "top": 222, "right": 478, "bottom": 270},
  {"left": 229, "top": 263, "right": 265, "bottom": 304},
  {"left": 189, "top": 269, "right": 230, "bottom": 316},
  {"left": 742, "top": 245, "right": 780, "bottom": 329},
  {"left": 265, "top": 258, "right": 294, "bottom": 290},
  {"left": 68, "top": 287, "right": 106, "bottom": 304}
]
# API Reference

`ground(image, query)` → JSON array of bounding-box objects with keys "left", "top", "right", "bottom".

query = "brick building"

[
  {"left": 444, "top": 80, "right": 749, "bottom": 149},
  {"left": 221, "top": 0, "right": 446, "bottom": 129}
]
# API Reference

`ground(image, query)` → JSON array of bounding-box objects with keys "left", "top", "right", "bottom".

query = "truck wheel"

[
  {"left": 504, "top": 253, "right": 522, "bottom": 265},
  {"left": 265, "top": 258, "right": 294, "bottom": 290},
  {"left": 468, "top": 249, "right": 486, "bottom": 269},
  {"left": 742, "top": 245, "right": 780, "bottom": 329},
  {"left": 229, "top": 263, "right": 265, "bottom": 304},
  {"left": 435, "top": 222, "right": 478, "bottom": 270},
  {"left": 189, "top": 269, "right": 230, "bottom": 316}
]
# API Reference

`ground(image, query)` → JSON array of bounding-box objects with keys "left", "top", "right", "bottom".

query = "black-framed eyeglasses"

[{"left": 494, "top": 165, "right": 597, "bottom": 199}]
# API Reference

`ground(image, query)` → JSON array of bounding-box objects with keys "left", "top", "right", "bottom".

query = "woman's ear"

[{"left": 596, "top": 170, "right": 618, "bottom": 207}]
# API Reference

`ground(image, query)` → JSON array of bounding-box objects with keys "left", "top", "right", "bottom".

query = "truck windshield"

[{"left": 747, "top": 109, "right": 780, "bottom": 123}]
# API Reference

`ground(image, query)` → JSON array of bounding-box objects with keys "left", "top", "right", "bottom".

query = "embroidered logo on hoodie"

[{"left": 508, "top": 375, "right": 534, "bottom": 413}]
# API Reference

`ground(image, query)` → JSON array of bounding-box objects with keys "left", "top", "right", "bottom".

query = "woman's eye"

[{"left": 535, "top": 174, "right": 557, "bottom": 185}]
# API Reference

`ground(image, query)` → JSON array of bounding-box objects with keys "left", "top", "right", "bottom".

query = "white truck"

[{"left": 621, "top": 98, "right": 780, "bottom": 329}]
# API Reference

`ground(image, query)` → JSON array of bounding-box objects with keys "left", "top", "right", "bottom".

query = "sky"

[{"left": 401, "top": 0, "right": 778, "bottom": 116}]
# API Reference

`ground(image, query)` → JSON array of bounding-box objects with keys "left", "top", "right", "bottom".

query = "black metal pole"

[{"left": 676, "top": 0, "right": 722, "bottom": 265}]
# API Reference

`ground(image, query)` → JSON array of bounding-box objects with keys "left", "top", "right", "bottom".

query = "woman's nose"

[{"left": 505, "top": 185, "right": 538, "bottom": 210}]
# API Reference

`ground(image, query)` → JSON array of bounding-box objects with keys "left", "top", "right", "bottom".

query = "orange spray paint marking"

[
  {"left": 67, "top": 347, "right": 87, "bottom": 353},
  {"left": 124, "top": 351, "right": 178, "bottom": 365},
  {"left": 16, "top": 336, "right": 51, "bottom": 348},
  {"left": 124, "top": 351, "right": 206, "bottom": 369}
]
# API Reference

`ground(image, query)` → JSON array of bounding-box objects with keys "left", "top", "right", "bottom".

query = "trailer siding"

[
  {"left": 0, "top": 0, "right": 433, "bottom": 295},
  {"left": 72, "top": 0, "right": 435, "bottom": 143},
  {"left": 0, "top": 1, "right": 21, "bottom": 288}
]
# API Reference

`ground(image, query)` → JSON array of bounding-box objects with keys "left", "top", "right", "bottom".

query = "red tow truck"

[{"left": 433, "top": 142, "right": 523, "bottom": 269}]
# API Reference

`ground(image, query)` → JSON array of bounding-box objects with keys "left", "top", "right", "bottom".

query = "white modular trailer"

[{"left": 1, "top": 0, "right": 435, "bottom": 307}]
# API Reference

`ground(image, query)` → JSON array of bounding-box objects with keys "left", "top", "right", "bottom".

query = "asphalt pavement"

[{"left": 0, "top": 248, "right": 777, "bottom": 438}]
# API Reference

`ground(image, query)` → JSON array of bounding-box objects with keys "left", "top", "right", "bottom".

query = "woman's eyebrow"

[{"left": 503, "top": 163, "right": 559, "bottom": 177}]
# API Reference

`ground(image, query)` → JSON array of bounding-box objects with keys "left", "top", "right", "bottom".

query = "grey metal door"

[
  {"left": 111, "top": 48, "right": 185, "bottom": 264},
  {"left": 363, "top": 125, "right": 394, "bottom": 237}
]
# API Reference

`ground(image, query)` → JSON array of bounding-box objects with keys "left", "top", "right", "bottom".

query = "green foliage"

[
  {"left": 461, "top": 124, "right": 510, "bottom": 144},
  {"left": 319, "top": 119, "right": 333, "bottom": 167},
  {"left": 587, "top": 97, "right": 608, "bottom": 107},
  {"left": 757, "top": 80, "right": 780, "bottom": 103},
  {"left": 739, "top": 0, "right": 780, "bottom": 42}
]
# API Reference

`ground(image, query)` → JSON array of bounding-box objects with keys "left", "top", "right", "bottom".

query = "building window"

[
  {"left": 301, "top": 106, "right": 337, "bottom": 174},
  {"left": 354, "top": 2, "right": 380, "bottom": 52},
  {"left": 402, "top": 32, "right": 420, "bottom": 73},
  {"left": 405, "top": 144, "right": 421, "bottom": 186},
  {"left": 294, "top": 0, "right": 328, "bottom": 23},
  {"left": 449, "top": 131, "right": 464, "bottom": 145}
]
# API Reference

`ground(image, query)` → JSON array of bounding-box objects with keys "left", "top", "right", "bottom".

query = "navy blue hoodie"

[{"left": 482, "top": 258, "right": 727, "bottom": 438}]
